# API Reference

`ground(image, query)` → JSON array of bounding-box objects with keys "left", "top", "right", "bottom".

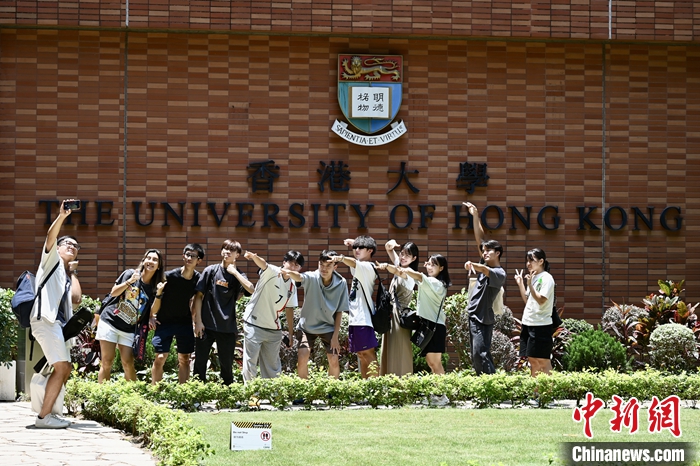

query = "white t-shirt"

[
  {"left": 243, "top": 263, "right": 298, "bottom": 331},
  {"left": 416, "top": 275, "right": 447, "bottom": 325},
  {"left": 348, "top": 261, "right": 376, "bottom": 327},
  {"left": 522, "top": 271, "right": 555, "bottom": 326},
  {"left": 392, "top": 256, "right": 416, "bottom": 293},
  {"left": 31, "top": 239, "right": 71, "bottom": 324}
]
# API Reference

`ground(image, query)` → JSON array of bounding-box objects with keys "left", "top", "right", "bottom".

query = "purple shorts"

[{"left": 348, "top": 325, "right": 378, "bottom": 353}]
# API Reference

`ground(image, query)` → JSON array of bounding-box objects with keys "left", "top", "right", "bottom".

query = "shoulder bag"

[{"left": 410, "top": 295, "right": 446, "bottom": 351}]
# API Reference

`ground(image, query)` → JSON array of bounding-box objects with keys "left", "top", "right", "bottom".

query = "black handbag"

[
  {"left": 410, "top": 295, "right": 446, "bottom": 351},
  {"left": 399, "top": 308, "right": 421, "bottom": 330},
  {"left": 410, "top": 318, "right": 436, "bottom": 351}
]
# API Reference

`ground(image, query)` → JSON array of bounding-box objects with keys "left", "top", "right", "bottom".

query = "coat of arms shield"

[{"left": 337, "top": 54, "right": 403, "bottom": 135}]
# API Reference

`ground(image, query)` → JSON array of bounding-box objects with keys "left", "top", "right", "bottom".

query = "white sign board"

[
  {"left": 230, "top": 422, "right": 272, "bottom": 450},
  {"left": 349, "top": 86, "right": 391, "bottom": 119}
]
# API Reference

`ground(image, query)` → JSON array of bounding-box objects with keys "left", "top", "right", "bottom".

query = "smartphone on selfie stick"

[{"left": 64, "top": 200, "right": 81, "bottom": 210}]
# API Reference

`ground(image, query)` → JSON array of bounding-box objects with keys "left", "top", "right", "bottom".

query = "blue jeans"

[{"left": 469, "top": 318, "right": 495, "bottom": 375}]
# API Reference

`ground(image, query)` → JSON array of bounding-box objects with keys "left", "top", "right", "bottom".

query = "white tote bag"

[{"left": 30, "top": 363, "right": 66, "bottom": 415}]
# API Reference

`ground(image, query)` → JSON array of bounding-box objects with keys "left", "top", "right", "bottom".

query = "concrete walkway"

[{"left": 0, "top": 402, "right": 156, "bottom": 466}]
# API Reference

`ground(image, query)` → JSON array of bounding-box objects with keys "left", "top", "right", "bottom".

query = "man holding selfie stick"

[{"left": 30, "top": 199, "right": 82, "bottom": 428}]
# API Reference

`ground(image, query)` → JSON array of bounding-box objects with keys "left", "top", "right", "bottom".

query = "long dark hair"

[
  {"left": 400, "top": 241, "right": 420, "bottom": 271},
  {"left": 526, "top": 248, "right": 556, "bottom": 311},
  {"left": 427, "top": 254, "right": 451, "bottom": 288},
  {"left": 138, "top": 248, "right": 165, "bottom": 286}
]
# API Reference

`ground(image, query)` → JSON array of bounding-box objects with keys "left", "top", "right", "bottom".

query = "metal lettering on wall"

[
  {"left": 38, "top": 159, "right": 682, "bottom": 232},
  {"left": 332, "top": 54, "right": 408, "bottom": 146},
  {"left": 39, "top": 200, "right": 683, "bottom": 232}
]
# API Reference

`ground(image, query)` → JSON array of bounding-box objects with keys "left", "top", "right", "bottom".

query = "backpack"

[
  {"left": 359, "top": 266, "right": 392, "bottom": 335},
  {"left": 11, "top": 262, "right": 60, "bottom": 328},
  {"left": 372, "top": 274, "right": 392, "bottom": 334}
]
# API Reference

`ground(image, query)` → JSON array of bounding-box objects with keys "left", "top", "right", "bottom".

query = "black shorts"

[
  {"left": 419, "top": 323, "right": 447, "bottom": 357},
  {"left": 519, "top": 324, "right": 553, "bottom": 359}
]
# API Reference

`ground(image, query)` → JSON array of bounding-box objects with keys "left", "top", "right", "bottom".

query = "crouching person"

[{"left": 283, "top": 251, "right": 348, "bottom": 379}]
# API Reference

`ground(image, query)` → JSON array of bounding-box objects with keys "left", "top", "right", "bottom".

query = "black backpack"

[
  {"left": 11, "top": 262, "right": 60, "bottom": 328},
  {"left": 359, "top": 266, "right": 392, "bottom": 335}
]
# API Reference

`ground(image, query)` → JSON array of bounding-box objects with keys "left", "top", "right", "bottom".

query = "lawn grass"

[{"left": 190, "top": 407, "right": 700, "bottom": 466}]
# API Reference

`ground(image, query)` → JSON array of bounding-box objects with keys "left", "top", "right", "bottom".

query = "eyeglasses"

[
  {"left": 184, "top": 252, "right": 200, "bottom": 259},
  {"left": 60, "top": 241, "right": 81, "bottom": 251},
  {"left": 352, "top": 245, "right": 367, "bottom": 250}
]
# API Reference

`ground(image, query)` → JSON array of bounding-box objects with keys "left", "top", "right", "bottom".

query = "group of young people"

[{"left": 28, "top": 199, "right": 557, "bottom": 428}]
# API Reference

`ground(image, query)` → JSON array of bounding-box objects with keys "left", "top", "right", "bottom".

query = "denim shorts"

[{"left": 152, "top": 323, "right": 195, "bottom": 354}]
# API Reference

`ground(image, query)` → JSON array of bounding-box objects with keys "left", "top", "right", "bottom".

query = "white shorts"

[
  {"left": 30, "top": 318, "right": 71, "bottom": 365},
  {"left": 96, "top": 319, "right": 135, "bottom": 347}
]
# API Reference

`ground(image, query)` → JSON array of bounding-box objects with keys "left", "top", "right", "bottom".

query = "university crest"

[{"left": 332, "top": 54, "right": 408, "bottom": 146}]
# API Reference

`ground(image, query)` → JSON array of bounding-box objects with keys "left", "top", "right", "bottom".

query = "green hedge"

[
  {"left": 68, "top": 369, "right": 700, "bottom": 415},
  {"left": 65, "top": 370, "right": 700, "bottom": 464},
  {"left": 65, "top": 379, "right": 211, "bottom": 466}
]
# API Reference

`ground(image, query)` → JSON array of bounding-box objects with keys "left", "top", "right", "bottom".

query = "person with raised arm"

[
  {"left": 192, "top": 240, "right": 253, "bottom": 385},
  {"left": 240, "top": 250, "right": 304, "bottom": 382},
  {"left": 375, "top": 239, "right": 419, "bottom": 376},
  {"left": 383, "top": 254, "right": 451, "bottom": 377},
  {"left": 333, "top": 235, "right": 380, "bottom": 378},
  {"left": 30, "top": 200, "right": 82, "bottom": 428},
  {"left": 514, "top": 248, "right": 556, "bottom": 377},
  {"left": 96, "top": 249, "right": 165, "bottom": 382},
  {"left": 149, "top": 243, "right": 205, "bottom": 384},
  {"left": 463, "top": 202, "right": 507, "bottom": 375}
]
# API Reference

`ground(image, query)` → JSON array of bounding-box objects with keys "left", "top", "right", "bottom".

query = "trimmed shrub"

[
  {"left": 563, "top": 330, "right": 630, "bottom": 372},
  {"left": 494, "top": 306, "right": 516, "bottom": 336},
  {"left": 0, "top": 288, "right": 19, "bottom": 366},
  {"left": 561, "top": 318, "right": 593, "bottom": 337},
  {"left": 444, "top": 288, "right": 471, "bottom": 370},
  {"left": 491, "top": 330, "right": 517, "bottom": 372},
  {"left": 65, "top": 379, "right": 211, "bottom": 465},
  {"left": 649, "top": 323, "right": 699, "bottom": 373}
]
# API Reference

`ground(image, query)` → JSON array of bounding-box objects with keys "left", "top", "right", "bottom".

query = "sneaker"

[
  {"left": 35, "top": 414, "right": 71, "bottom": 429},
  {"left": 248, "top": 396, "right": 261, "bottom": 408}
]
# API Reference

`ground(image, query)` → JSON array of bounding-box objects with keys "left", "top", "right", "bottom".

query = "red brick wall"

[
  {"left": 2, "top": 28, "right": 699, "bottom": 320},
  {"left": 1, "top": 1, "right": 698, "bottom": 41}
]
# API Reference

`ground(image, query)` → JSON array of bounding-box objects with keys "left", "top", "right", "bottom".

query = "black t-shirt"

[
  {"left": 157, "top": 267, "right": 201, "bottom": 326},
  {"left": 195, "top": 264, "right": 250, "bottom": 334},
  {"left": 467, "top": 266, "right": 506, "bottom": 325},
  {"left": 101, "top": 269, "right": 155, "bottom": 333}
]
